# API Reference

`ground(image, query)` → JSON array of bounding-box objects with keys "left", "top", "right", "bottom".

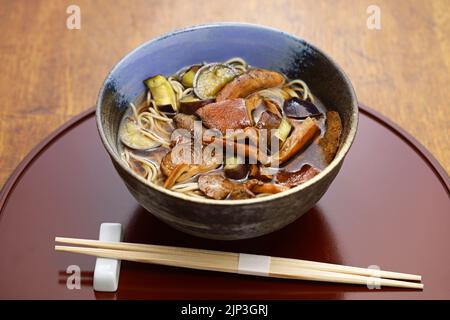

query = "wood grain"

[{"left": 0, "top": 0, "right": 448, "bottom": 187}]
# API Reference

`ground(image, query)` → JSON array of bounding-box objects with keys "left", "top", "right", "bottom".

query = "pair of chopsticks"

[{"left": 54, "top": 237, "right": 423, "bottom": 289}]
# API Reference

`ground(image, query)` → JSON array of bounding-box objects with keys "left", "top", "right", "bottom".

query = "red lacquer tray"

[{"left": 0, "top": 105, "right": 448, "bottom": 300}]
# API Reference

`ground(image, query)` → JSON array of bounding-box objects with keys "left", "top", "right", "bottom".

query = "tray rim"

[{"left": 0, "top": 104, "right": 449, "bottom": 216}]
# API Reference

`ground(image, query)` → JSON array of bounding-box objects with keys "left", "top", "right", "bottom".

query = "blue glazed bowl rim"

[{"left": 96, "top": 22, "right": 359, "bottom": 205}]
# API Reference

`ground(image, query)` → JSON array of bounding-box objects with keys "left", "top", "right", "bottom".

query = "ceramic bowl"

[{"left": 96, "top": 23, "right": 358, "bottom": 240}]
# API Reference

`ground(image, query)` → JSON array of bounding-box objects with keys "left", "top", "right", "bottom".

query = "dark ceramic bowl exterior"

[{"left": 96, "top": 23, "right": 358, "bottom": 240}]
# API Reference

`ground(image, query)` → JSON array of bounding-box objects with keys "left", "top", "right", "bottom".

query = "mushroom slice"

[
  {"left": 251, "top": 183, "right": 289, "bottom": 194},
  {"left": 256, "top": 110, "right": 282, "bottom": 131},
  {"left": 263, "top": 98, "right": 282, "bottom": 118},
  {"left": 120, "top": 119, "right": 161, "bottom": 150},
  {"left": 267, "top": 117, "right": 320, "bottom": 166},
  {"left": 229, "top": 179, "right": 260, "bottom": 200},
  {"left": 178, "top": 162, "right": 219, "bottom": 184},
  {"left": 195, "top": 98, "right": 251, "bottom": 134},
  {"left": 245, "top": 94, "right": 263, "bottom": 124},
  {"left": 203, "top": 126, "right": 265, "bottom": 164},
  {"left": 198, "top": 175, "right": 259, "bottom": 200},
  {"left": 248, "top": 164, "right": 273, "bottom": 182},
  {"left": 198, "top": 175, "right": 235, "bottom": 200},
  {"left": 164, "top": 164, "right": 190, "bottom": 189},
  {"left": 197, "top": 172, "right": 287, "bottom": 200},
  {"left": 160, "top": 149, "right": 178, "bottom": 177},
  {"left": 216, "top": 68, "right": 285, "bottom": 101},
  {"left": 209, "top": 136, "right": 267, "bottom": 164},
  {"left": 318, "top": 111, "right": 342, "bottom": 163},
  {"left": 161, "top": 148, "right": 221, "bottom": 188},
  {"left": 276, "top": 164, "right": 321, "bottom": 187},
  {"left": 229, "top": 188, "right": 255, "bottom": 200}
]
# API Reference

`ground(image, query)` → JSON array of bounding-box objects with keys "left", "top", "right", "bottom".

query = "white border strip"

[{"left": 238, "top": 253, "right": 271, "bottom": 276}]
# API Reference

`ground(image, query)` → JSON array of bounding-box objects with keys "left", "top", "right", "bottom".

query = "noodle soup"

[{"left": 118, "top": 57, "right": 342, "bottom": 200}]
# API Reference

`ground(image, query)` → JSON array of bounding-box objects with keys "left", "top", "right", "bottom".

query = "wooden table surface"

[{"left": 0, "top": 0, "right": 449, "bottom": 187}]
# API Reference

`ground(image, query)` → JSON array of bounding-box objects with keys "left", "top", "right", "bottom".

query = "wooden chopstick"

[
  {"left": 54, "top": 244, "right": 423, "bottom": 289},
  {"left": 54, "top": 238, "right": 423, "bottom": 289},
  {"left": 55, "top": 237, "right": 422, "bottom": 281}
]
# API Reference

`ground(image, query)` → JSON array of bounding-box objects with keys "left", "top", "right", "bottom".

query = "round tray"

[{"left": 0, "top": 105, "right": 448, "bottom": 299}]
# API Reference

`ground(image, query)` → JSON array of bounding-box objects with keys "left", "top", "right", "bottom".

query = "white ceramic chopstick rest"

[{"left": 93, "top": 223, "right": 122, "bottom": 292}]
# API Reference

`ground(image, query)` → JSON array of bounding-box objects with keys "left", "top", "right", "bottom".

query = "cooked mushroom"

[
  {"left": 195, "top": 98, "right": 251, "bottom": 134},
  {"left": 229, "top": 179, "right": 260, "bottom": 200},
  {"left": 248, "top": 164, "right": 273, "bottom": 182},
  {"left": 262, "top": 98, "right": 282, "bottom": 117},
  {"left": 160, "top": 145, "right": 217, "bottom": 177},
  {"left": 160, "top": 149, "right": 178, "bottom": 177},
  {"left": 216, "top": 68, "right": 285, "bottom": 101},
  {"left": 245, "top": 94, "right": 263, "bottom": 124},
  {"left": 202, "top": 126, "right": 264, "bottom": 164},
  {"left": 267, "top": 117, "right": 320, "bottom": 166},
  {"left": 163, "top": 163, "right": 190, "bottom": 188},
  {"left": 161, "top": 147, "right": 220, "bottom": 188},
  {"left": 251, "top": 183, "right": 289, "bottom": 194},
  {"left": 208, "top": 136, "right": 267, "bottom": 164},
  {"left": 256, "top": 110, "right": 282, "bottom": 131},
  {"left": 229, "top": 188, "right": 254, "bottom": 200},
  {"left": 198, "top": 174, "right": 259, "bottom": 200},
  {"left": 318, "top": 111, "right": 342, "bottom": 163},
  {"left": 276, "top": 164, "right": 321, "bottom": 187},
  {"left": 173, "top": 113, "right": 197, "bottom": 131},
  {"left": 198, "top": 174, "right": 235, "bottom": 200}
]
